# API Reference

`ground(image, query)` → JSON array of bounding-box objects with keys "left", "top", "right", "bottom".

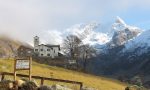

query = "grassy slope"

[{"left": 0, "top": 59, "right": 127, "bottom": 90}]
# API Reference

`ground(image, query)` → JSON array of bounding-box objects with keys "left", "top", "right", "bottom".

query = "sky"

[{"left": 0, "top": 0, "right": 150, "bottom": 45}]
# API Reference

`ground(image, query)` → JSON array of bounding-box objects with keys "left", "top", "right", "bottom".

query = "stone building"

[
  {"left": 34, "top": 36, "right": 60, "bottom": 58},
  {"left": 17, "top": 45, "right": 33, "bottom": 58}
]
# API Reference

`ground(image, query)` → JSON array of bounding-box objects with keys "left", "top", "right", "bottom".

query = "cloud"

[
  {"left": 41, "top": 30, "right": 63, "bottom": 45},
  {"left": 0, "top": 0, "right": 149, "bottom": 45}
]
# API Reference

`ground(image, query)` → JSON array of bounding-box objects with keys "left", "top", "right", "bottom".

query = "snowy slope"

[
  {"left": 123, "top": 29, "right": 150, "bottom": 55},
  {"left": 65, "top": 22, "right": 111, "bottom": 45}
]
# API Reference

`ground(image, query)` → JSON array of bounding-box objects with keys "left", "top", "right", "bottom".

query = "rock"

[
  {"left": 82, "top": 86, "right": 97, "bottom": 90},
  {"left": 38, "top": 85, "right": 52, "bottom": 90},
  {"left": 125, "top": 85, "right": 147, "bottom": 90},
  {"left": 17, "top": 79, "right": 38, "bottom": 90},
  {"left": 16, "top": 79, "right": 26, "bottom": 87},
  {"left": 0, "top": 80, "right": 13, "bottom": 90}
]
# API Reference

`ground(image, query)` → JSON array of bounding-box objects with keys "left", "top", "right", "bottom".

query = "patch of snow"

[
  {"left": 65, "top": 22, "right": 111, "bottom": 45},
  {"left": 123, "top": 30, "right": 150, "bottom": 55},
  {"left": 112, "top": 16, "right": 127, "bottom": 31}
]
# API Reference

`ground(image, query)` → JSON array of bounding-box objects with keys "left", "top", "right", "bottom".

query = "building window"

[
  {"left": 41, "top": 49, "right": 43, "bottom": 51},
  {"left": 47, "top": 54, "right": 50, "bottom": 56},
  {"left": 47, "top": 49, "right": 50, "bottom": 51},
  {"left": 41, "top": 54, "right": 43, "bottom": 56},
  {"left": 35, "top": 49, "right": 38, "bottom": 51}
]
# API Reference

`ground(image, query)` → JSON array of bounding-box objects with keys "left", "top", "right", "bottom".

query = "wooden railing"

[{"left": 0, "top": 72, "right": 83, "bottom": 90}]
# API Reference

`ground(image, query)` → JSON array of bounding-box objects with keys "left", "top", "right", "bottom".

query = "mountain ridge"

[{"left": 86, "top": 17, "right": 150, "bottom": 88}]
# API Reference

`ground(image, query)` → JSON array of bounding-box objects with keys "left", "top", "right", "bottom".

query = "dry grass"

[{"left": 0, "top": 58, "right": 127, "bottom": 90}]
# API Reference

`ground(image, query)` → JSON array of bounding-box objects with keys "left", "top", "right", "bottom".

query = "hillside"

[
  {"left": 0, "top": 36, "right": 33, "bottom": 58},
  {"left": 0, "top": 58, "right": 126, "bottom": 90},
  {"left": 0, "top": 36, "right": 20, "bottom": 57}
]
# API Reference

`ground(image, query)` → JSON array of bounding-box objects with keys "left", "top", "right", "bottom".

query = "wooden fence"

[{"left": 0, "top": 72, "right": 83, "bottom": 90}]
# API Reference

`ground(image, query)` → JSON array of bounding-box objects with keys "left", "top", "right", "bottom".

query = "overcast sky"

[{"left": 0, "top": 0, "right": 150, "bottom": 45}]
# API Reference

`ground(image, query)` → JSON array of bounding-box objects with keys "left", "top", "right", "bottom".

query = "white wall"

[{"left": 34, "top": 45, "right": 59, "bottom": 58}]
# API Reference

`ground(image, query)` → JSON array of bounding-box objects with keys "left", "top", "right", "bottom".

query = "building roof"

[
  {"left": 38, "top": 44, "right": 60, "bottom": 49},
  {"left": 45, "top": 44, "right": 60, "bottom": 48},
  {"left": 18, "top": 43, "right": 33, "bottom": 50}
]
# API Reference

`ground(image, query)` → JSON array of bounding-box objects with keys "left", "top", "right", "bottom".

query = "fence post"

[
  {"left": 1, "top": 73, "right": 5, "bottom": 81},
  {"left": 41, "top": 77, "right": 44, "bottom": 85},
  {"left": 80, "top": 83, "right": 83, "bottom": 90}
]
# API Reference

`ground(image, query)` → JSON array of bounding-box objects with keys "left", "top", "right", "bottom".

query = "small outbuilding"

[{"left": 17, "top": 45, "right": 33, "bottom": 58}]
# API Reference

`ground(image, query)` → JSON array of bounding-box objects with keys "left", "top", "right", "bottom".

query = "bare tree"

[
  {"left": 63, "top": 35, "right": 96, "bottom": 71},
  {"left": 80, "top": 44, "right": 96, "bottom": 72},
  {"left": 63, "top": 35, "right": 82, "bottom": 60}
]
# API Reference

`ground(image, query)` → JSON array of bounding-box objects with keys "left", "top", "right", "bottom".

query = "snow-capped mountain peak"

[
  {"left": 115, "top": 16, "right": 126, "bottom": 26},
  {"left": 109, "top": 17, "right": 142, "bottom": 47},
  {"left": 112, "top": 16, "right": 127, "bottom": 31}
]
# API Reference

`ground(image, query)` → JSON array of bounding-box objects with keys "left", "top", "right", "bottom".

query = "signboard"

[
  {"left": 14, "top": 57, "right": 32, "bottom": 81},
  {"left": 16, "top": 60, "right": 30, "bottom": 69}
]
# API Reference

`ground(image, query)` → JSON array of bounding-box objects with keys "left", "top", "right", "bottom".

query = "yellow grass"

[{"left": 0, "top": 58, "right": 127, "bottom": 90}]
